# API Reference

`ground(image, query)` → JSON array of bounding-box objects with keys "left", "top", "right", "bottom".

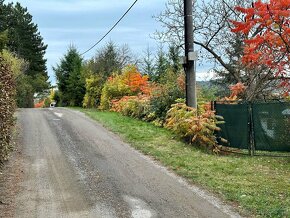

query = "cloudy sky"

[{"left": 5, "top": 0, "right": 213, "bottom": 84}]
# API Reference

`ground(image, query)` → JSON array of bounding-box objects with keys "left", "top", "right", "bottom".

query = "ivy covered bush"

[{"left": 0, "top": 56, "right": 16, "bottom": 162}]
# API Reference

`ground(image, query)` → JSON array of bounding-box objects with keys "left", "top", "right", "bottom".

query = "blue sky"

[{"left": 5, "top": 0, "right": 214, "bottom": 84}]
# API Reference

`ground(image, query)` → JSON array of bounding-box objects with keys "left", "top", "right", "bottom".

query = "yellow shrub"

[{"left": 165, "top": 103, "right": 224, "bottom": 153}]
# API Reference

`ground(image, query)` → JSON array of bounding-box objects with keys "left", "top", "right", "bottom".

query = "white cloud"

[{"left": 196, "top": 69, "right": 216, "bottom": 81}]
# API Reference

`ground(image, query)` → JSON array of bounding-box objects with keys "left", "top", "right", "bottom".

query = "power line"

[{"left": 81, "top": 0, "right": 139, "bottom": 56}]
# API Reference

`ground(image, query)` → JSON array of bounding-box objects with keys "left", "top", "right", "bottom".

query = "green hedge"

[{"left": 0, "top": 56, "right": 16, "bottom": 163}]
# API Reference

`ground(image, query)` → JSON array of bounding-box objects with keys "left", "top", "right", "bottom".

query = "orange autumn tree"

[{"left": 231, "top": 0, "right": 290, "bottom": 94}]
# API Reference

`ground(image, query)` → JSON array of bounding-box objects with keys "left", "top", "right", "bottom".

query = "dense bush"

[
  {"left": 149, "top": 84, "right": 184, "bottom": 124},
  {"left": 0, "top": 56, "right": 16, "bottom": 162},
  {"left": 111, "top": 95, "right": 150, "bottom": 119},
  {"left": 100, "top": 66, "right": 185, "bottom": 126},
  {"left": 100, "top": 65, "right": 149, "bottom": 110},
  {"left": 165, "top": 102, "right": 224, "bottom": 153},
  {"left": 83, "top": 75, "right": 103, "bottom": 108},
  {"left": 100, "top": 75, "right": 132, "bottom": 110},
  {"left": 34, "top": 100, "right": 45, "bottom": 108},
  {"left": 0, "top": 50, "right": 34, "bottom": 108},
  {"left": 16, "top": 73, "right": 34, "bottom": 108},
  {"left": 44, "top": 98, "right": 51, "bottom": 107},
  {"left": 147, "top": 71, "right": 185, "bottom": 124},
  {"left": 87, "top": 64, "right": 224, "bottom": 153}
]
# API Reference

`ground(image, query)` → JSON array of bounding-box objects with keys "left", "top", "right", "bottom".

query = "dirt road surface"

[{"left": 12, "top": 108, "right": 241, "bottom": 218}]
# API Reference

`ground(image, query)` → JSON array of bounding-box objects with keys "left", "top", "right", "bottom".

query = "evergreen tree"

[
  {"left": 84, "top": 41, "right": 137, "bottom": 80},
  {"left": 6, "top": 3, "right": 47, "bottom": 80},
  {"left": 141, "top": 45, "right": 155, "bottom": 79},
  {"left": 0, "top": 30, "right": 8, "bottom": 51},
  {"left": 155, "top": 44, "right": 169, "bottom": 82},
  {"left": 168, "top": 44, "right": 182, "bottom": 74},
  {"left": 94, "top": 41, "right": 122, "bottom": 78},
  {"left": 54, "top": 46, "right": 85, "bottom": 106},
  {"left": 0, "top": 1, "right": 49, "bottom": 107},
  {"left": 0, "top": 0, "right": 8, "bottom": 31}
]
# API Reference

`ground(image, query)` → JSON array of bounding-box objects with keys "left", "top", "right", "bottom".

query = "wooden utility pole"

[{"left": 184, "top": 0, "right": 197, "bottom": 108}]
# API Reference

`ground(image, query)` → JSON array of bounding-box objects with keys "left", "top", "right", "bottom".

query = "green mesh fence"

[
  {"left": 215, "top": 103, "right": 249, "bottom": 149},
  {"left": 252, "top": 102, "right": 290, "bottom": 152},
  {"left": 215, "top": 101, "right": 290, "bottom": 152}
]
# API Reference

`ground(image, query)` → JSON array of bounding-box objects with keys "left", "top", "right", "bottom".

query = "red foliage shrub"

[{"left": 34, "top": 100, "right": 45, "bottom": 108}]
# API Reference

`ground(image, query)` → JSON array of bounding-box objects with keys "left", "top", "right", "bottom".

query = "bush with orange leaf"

[
  {"left": 222, "top": 82, "right": 246, "bottom": 101},
  {"left": 165, "top": 102, "right": 225, "bottom": 153},
  {"left": 111, "top": 95, "right": 150, "bottom": 119},
  {"left": 34, "top": 100, "right": 45, "bottom": 108},
  {"left": 100, "top": 65, "right": 151, "bottom": 110}
]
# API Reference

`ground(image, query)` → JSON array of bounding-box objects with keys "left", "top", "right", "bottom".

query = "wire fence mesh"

[{"left": 214, "top": 101, "right": 290, "bottom": 155}]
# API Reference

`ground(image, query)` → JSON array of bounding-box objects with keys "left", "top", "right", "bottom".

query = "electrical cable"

[{"left": 81, "top": 0, "right": 139, "bottom": 56}]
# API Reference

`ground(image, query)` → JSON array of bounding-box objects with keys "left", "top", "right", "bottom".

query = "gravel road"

[{"left": 15, "top": 108, "right": 241, "bottom": 218}]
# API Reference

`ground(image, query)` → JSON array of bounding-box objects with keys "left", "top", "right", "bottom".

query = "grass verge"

[{"left": 76, "top": 108, "right": 290, "bottom": 218}]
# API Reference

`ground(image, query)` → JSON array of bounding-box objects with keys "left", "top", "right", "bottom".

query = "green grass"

[{"left": 76, "top": 108, "right": 290, "bottom": 218}]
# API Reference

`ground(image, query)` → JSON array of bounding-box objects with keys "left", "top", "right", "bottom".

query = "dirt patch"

[{"left": 0, "top": 132, "right": 24, "bottom": 218}]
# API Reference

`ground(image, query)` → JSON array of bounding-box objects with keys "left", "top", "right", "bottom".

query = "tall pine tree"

[
  {"left": 8, "top": 3, "right": 47, "bottom": 79},
  {"left": 0, "top": 1, "right": 49, "bottom": 107}
]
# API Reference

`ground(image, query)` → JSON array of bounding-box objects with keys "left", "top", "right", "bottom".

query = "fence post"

[
  {"left": 211, "top": 101, "right": 215, "bottom": 111},
  {"left": 250, "top": 102, "right": 256, "bottom": 155},
  {"left": 212, "top": 101, "right": 223, "bottom": 148},
  {"left": 248, "top": 102, "right": 255, "bottom": 156}
]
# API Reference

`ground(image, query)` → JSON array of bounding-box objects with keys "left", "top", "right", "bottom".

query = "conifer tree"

[
  {"left": 54, "top": 46, "right": 85, "bottom": 106},
  {"left": 155, "top": 45, "right": 169, "bottom": 82},
  {"left": 168, "top": 44, "right": 182, "bottom": 74},
  {"left": 7, "top": 3, "right": 48, "bottom": 82},
  {"left": 94, "top": 41, "right": 122, "bottom": 78},
  {"left": 0, "top": 1, "right": 49, "bottom": 107},
  {"left": 141, "top": 45, "right": 155, "bottom": 79}
]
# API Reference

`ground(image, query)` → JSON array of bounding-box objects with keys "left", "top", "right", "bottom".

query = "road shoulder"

[{"left": 0, "top": 125, "right": 24, "bottom": 218}]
